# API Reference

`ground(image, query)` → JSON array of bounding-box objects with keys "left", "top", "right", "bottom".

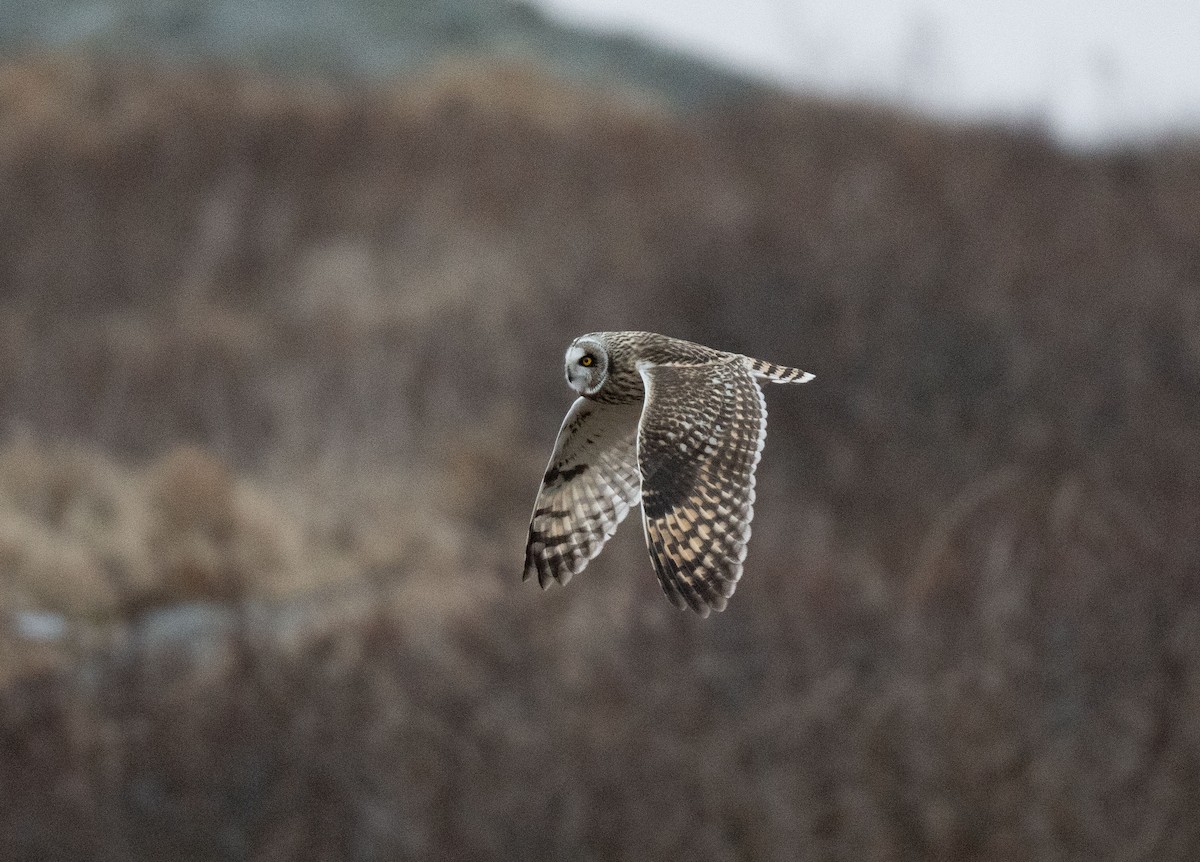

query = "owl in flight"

[{"left": 524, "top": 331, "right": 813, "bottom": 617}]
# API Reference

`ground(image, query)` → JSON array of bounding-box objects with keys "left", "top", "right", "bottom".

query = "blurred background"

[{"left": 1, "top": 1, "right": 1198, "bottom": 859}]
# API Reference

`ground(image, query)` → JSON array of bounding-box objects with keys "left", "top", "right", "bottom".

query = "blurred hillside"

[
  {"left": 0, "top": 0, "right": 756, "bottom": 106},
  {"left": 0, "top": 46, "right": 1198, "bottom": 862}
]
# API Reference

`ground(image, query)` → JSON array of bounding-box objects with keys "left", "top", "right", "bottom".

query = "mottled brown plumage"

[{"left": 525, "top": 331, "right": 813, "bottom": 617}]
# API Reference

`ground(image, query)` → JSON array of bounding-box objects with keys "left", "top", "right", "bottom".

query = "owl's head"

[{"left": 564, "top": 335, "right": 609, "bottom": 396}]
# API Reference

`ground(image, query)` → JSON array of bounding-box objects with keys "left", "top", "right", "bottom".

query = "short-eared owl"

[{"left": 524, "top": 331, "right": 813, "bottom": 617}]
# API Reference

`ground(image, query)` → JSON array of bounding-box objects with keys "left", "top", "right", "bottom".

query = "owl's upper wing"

[
  {"left": 636, "top": 359, "right": 767, "bottom": 616},
  {"left": 525, "top": 397, "right": 643, "bottom": 587}
]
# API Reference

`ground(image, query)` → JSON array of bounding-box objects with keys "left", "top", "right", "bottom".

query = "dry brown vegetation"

[{"left": 1, "top": 52, "right": 1199, "bottom": 860}]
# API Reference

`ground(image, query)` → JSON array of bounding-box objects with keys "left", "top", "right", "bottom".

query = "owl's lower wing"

[
  {"left": 525, "top": 397, "right": 643, "bottom": 587},
  {"left": 636, "top": 360, "right": 767, "bottom": 617}
]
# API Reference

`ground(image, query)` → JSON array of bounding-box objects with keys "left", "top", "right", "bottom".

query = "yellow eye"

[{"left": 580, "top": 355, "right": 594, "bottom": 367}]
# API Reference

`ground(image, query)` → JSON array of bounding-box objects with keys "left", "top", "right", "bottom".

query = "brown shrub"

[
  {"left": 143, "top": 445, "right": 243, "bottom": 605},
  {"left": 0, "top": 438, "right": 137, "bottom": 618},
  {"left": 0, "top": 441, "right": 338, "bottom": 620}
]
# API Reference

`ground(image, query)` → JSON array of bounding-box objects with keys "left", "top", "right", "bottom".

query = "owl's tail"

[{"left": 743, "top": 356, "right": 815, "bottom": 384}]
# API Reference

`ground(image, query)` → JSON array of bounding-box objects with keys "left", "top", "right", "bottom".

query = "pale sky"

[{"left": 533, "top": 0, "right": 1200, "bottom": 147}]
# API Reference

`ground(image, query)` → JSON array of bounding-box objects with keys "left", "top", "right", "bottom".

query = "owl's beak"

[{"left": 566, "top": 364, "right": 588, "bottom": 393}]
